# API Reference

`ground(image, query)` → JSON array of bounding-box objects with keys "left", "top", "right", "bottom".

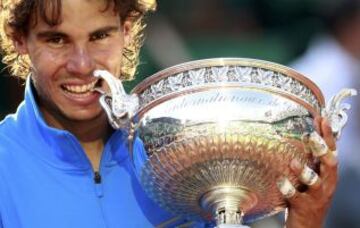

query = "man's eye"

[
  {"left": 90, "top": 33, "right": 109, "bottom": 41},
  {"left": 46, "top": 37, "right": 65, "bottom": 46}
]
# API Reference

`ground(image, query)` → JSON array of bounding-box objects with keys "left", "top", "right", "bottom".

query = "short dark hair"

[
  {"left": 318, "top": 0, "right": 360, "bottom": 35},
  {"left": 0, "top": 0, "right": 156, "bottom": 79}
]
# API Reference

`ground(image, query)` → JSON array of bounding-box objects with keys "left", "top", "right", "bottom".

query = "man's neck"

[
  {"left": 81, "top": 139, "right": 106, "bottom": 171},
  {"left": 41, "top": 109, "right": 112, "bottom": 171}
]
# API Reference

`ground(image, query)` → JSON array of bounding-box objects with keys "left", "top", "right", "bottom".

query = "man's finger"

[
  {"left": 277, "top": 177, "right": 297, "bottom": 199},
  {"left": 290, "top": 159, "right": 322, "bottom": 191},
  {"left": 313, "top": 116, "right": 322, "bottom": 134},
  {"left": 320, "top": 118, "right": 336, "bottom": 150},
  {"left": 319, "top": 152, "right": 338, "bottom": 195},
  {"left": 299, "top": 165, "right": 320, "bottom": 187},
  {"left": 308, "top": 131, "right": 329, "bottom": 157}
]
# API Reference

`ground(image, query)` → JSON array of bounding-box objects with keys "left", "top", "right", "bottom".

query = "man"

[{"left": 0, "top": 0, "right": 339, "bottom": 227}]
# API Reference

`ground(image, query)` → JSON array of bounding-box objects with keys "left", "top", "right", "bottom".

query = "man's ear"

[
  {"left": 12, "top": 34, "right": 28, "bottom": 55},
  {"left": 4, "top": 24, "right": 28, "bottom": 54},
  {"left": 123, "top": 20, "right": 132, "bottom": 47}
]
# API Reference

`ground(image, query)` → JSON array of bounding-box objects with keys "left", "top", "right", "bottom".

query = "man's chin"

[{"left": 64, "top": 109, "right": 107, "bottom": 123}]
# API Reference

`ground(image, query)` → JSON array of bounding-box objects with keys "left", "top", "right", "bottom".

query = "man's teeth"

[{"left": 63, "top": 80, "right": 97, "bottom": 94}]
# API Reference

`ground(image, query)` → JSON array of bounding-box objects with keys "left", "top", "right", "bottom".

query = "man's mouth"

[{"left": 61, "top": 80, "right": 100, "bottom": 96}]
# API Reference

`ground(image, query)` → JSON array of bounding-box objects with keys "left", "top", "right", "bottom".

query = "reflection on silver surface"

[{"left": 96, "top": 58, "right": 355, "bottom": 226}]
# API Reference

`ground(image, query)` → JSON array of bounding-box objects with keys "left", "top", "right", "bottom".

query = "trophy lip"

[
  {"left": 131, "top": 58, "right": 325, "bottom": 107},
  {"left": 134, "top": 82, "right": 321, "bottom": 121}
]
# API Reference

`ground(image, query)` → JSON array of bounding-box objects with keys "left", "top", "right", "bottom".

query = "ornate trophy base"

[
  {"left": 138, "top": 119, "right": 308, "bottom": 223},
  {"left": 201, "top": 186, "right": 257, "bottom": 226}
]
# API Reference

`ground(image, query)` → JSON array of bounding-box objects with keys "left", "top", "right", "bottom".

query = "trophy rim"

[
  {"left": 135, "top": 84, "right": 320, "bottom": 120},
  {"left": 131, "top": 58, "right": 325, "bottom": 107}
]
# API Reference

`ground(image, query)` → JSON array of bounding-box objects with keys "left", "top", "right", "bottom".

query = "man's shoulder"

[
  {"left": 0, "top": 111, "right": 17, "bottom": 126},
  {"left": 0, "top": 101, "right": 27, "bottom": 136},
  {"left": 0, "top": 113, "right": 21, "bottom": 139},
  {"left": 0, "top": 113, "right": 26, "bottom": 161}
]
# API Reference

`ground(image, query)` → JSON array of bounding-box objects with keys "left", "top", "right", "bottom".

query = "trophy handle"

[
  {"left": 93, "top": 70, "right": 139, "bottom": 129},
  {"left": 321, "top": 88, "right": 357, "bottom": 140}
]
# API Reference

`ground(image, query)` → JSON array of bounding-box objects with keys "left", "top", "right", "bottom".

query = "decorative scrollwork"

[
  {"left": 138, "top": 65, "right": 321, "bottom": 112},
  {"left": 322, "top": 89, "right": 357, "bottom": 139},
  {"left": 93, "top": 70, "right": 139, "bottom": 129}
]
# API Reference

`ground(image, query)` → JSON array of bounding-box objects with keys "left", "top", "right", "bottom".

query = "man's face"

[{"left": 17, "top": 0, "right": 129, "bottom": 125}]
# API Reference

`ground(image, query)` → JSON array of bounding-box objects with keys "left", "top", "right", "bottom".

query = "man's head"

[
  {"left": 0, "top": 0, "right": 156, "bottom": 127},
  {"left": 317, "top": 0, "right": 360, "bottom": 58},
  {"left": 318, "top": 0, "right": 360, "bottom": 35},
  {"left": 0, "top": 0, "right": 155, "bottom": 80}
]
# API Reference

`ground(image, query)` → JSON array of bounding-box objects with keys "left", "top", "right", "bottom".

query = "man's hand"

[{"left": 279, "top": 117, "right": 338, "bottom": 228}]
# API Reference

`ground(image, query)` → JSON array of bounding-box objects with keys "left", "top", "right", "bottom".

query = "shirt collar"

[{"left": 20, "top": 76, "right": 129, "bottom": 171}]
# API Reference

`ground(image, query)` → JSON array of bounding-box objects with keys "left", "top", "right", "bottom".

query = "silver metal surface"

[
  {"left": 94, "top": 70, "right": 139, "bottom": 129},
  {"left": 322, "top": 88, "right": 357, "bottom": 139},
  {"left": 96, "top": 58, "right": 356, "bottom": 226}
]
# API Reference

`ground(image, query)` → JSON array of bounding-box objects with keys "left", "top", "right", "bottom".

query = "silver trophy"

[{"left": 94, "top": 58, "right": 356, "bottom": 227}]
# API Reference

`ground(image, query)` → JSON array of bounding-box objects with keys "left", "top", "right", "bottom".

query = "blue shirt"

[{"left": 0, "top": 78, "right": 194, "bottom": 228}]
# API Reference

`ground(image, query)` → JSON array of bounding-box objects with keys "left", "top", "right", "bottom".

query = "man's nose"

[{"left": 66, "top": 46, "right": 95, "bottom": 76}]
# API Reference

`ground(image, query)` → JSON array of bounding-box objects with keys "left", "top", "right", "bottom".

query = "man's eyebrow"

[
  {"left": 90, "top": 26, "right": 120, "bottom": 36},
  {"left": 35, "top": 26, "right": 120, "bottom": 39},
  {"left": 36, "top": 31, "right": 68, "bottom": 39}
]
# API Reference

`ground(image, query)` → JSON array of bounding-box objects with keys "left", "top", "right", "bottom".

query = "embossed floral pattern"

[{"left": 138, "top": 66, "right": 320, "bottom": 112}]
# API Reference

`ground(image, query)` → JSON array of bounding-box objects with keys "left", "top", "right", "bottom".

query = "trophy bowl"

[{"left": 94, "top": 58, "right": 355, "bottom": 226}]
